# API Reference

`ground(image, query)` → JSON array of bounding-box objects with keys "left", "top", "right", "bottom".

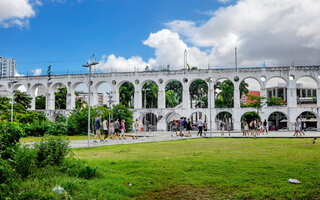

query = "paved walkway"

[{"left": 68, "top": 131, "right": 319, "bottom": 148}]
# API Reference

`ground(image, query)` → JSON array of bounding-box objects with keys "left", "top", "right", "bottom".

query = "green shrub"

[
  {"left": 23, "top": 120, "right": 53, "bottom": 137},
  {"left": 0, "top": 159, "right": 15, "bottom": 184},
  {"left": 13, "top": 145, "right": 37, "bottom": 178},
  {"left": 47, "top": 122, "right": 68, "bottom": 135},
  {"left": 34, "top": 136, "right": 71, "bottom": 167},
  {"left": 61, "top": 158, "right": 99, "bottom": 179},
  {"left": 0, "top": 121, "right": 25, "bottom": 159}
]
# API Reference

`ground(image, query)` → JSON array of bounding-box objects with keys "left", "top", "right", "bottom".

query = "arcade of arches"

[{"left": 0, "top": 66, "right": 319, "bottom": 131}]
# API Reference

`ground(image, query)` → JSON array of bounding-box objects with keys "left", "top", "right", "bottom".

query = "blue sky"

[
  {"left": 0, "top": 0, "right": 228, "bottom": 75},
  {"left": 1, "top": 0, "right": 320, "bottom": 76}
]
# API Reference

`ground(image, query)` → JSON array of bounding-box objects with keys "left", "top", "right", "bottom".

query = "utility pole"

[
  {"left": 106, "top": 91, "right": 115, "bottom": 136},
  {"left": 83, "top": 55, "right": 99, "bottom": 148},
  {"left": 46, "top": 65, "right": 52, "bottom": 111}
]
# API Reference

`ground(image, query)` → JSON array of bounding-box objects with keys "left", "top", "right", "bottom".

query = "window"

[
  {"left": 297, "top": 89, "right": 301, "bottom": 97},
  {"left": 302, "top": 89, "right": 306, "bottom": 97},
  {"left": 277, "top": 88, "right": 284, "bottom": 99},
  {"left": 268, "top": 90, "right": 272, "bottom": 98},
  {"left": 312, "top": 89, "right": 317, "bottom": 97}
]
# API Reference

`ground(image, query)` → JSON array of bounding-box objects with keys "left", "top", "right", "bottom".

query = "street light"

[
  {"left": 106, "top": 91, "right": 115, "bottom": 135},
  {"left": 141, "top": 88, "right": 150, "bottom": 137},
  {"left": 82, "top": 55, "right": 99, "bottom": 148},
  {"left": 206, "top": 77, "right": 213, "bottom": 137}
]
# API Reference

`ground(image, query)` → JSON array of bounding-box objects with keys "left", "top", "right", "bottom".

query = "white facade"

[
  {"left": 0, "top": 56, "right": 15, "bottom": 78},
  {"left": 1, "top": 65, "right": 320, "bottom": 131}
]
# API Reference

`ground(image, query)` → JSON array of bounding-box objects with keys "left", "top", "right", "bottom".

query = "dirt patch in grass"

[{"left": 137, "top": 185, "right": 227, "bottom": 200}]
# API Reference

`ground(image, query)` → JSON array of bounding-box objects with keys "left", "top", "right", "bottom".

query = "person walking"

[
  {"left": 187, "top": 118, "right": 193, "bottom": 137},
  {"left": 263, "top": 119, "right": 269, "bottom": 135},
  {"left": 183, "top": 117, "right": 187, "bottom": 136},
  {"left": 94, "top": 115, "right": 103, "bottom": 143},
  {"left": 133, "top": 118, "right": 139, "bottom": 139},
  {"left": 102, "top": 117, "right": 109, "bottom": 142},
  {"left": 179, "top": 117, "right": 183, "bottom": 136},
  {"left": 203, "top": 120, "right": 207, "bottom": 136},
  {"left": 197, "top": 117, "right": 203, "bottom": 136},
  {"left": 114, "top": 118, "right": 120, "bottom": 138},
  {"left": 109, "top": 120, "right": 115, "bottom": 139},
  {"left": 299, "top": 117, "right": 305, "bottom": 135},
  {"left": 227, "top": 121, "right": 231, "bottom": 136},
  {"left": 249, "top": 120, "right": 254, "bottom": 136},
  {"left": 220, "top": 120, "right": 225, "bottom": 136},
  {"left": 243, "top": 122, "right": 249, "bottom": 136},
  {"left": 119, "top": 119, "right": 126, "bottom": 139},
  {"left": 293, "top": 117, "right": 299, "bottom": 136},
  {"left": 171, "top": 120, "right": 178, "bottom": 136}
]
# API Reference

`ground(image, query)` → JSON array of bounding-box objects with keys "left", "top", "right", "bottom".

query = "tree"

[
  {"left": 239, "top": 81, "right": 249, "bottom": 97},
  {"left": 215, "top": 80, "right": 234, "bottom": 108},
  {"left": 189, "top": 80, "right": 208, "bottom": 108},
  {"left": 35, "top": 95, "right": 46, "bottom": 109},
  {"left": 165, "top": 80, "right": 182, "bottom": 108},
  {"left": 55, "top": 87, "right": 67, "bottom": 109},
  {"left": 142, "top": 81, "right": 158, "bottom": 108},
  {"left": 14, "top": 90, "right": 32, "bottom": 110},
  {"left": 119, "top": 82, "right": 134, "bottom": 108}
]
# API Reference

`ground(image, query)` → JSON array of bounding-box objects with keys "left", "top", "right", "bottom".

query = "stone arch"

[
  {"left": 241, "top": 111, "right": 261, "bottom": 127},
  {"left": 298, "top": 111, "right": 318, "bottom": 130},
  {"left": 119, "top": 81, "right": 135, "bottom": 108},
  {"left": 12, "top": 83, "right": 27, "bottom": 92},
  {"left": 296, "top": 76, "right": 317, "bottom": 107},
  {"left": 190, "top": 111, "right": 207, "bottom": 127},
  {"left": 165, "top": 80, "right": 183, "bottom": 108},
  {"left": 215, "top": 111, "right": 233, "bottom": 131},
  {"left": 141, "top": 80, "right": 158, "bottom": 108},
  {"left": 240, "top": 76, "right": 262, "bottom": 87},
  {"left": 189, "top": 79, "right": 208, "bottom": 108},
  {"left": 93, "top": 81, "right": 112, "bottom": 106},
  {"left": 165, "top": 112, "right": 181, "bottom": 131},
  {"left": 31, "top": 83, "right": 46, "bottom": 110},
  {"left": 266, "top": 77, "right": 288, "bottom": 106},
  {"left": 142, "top": 112, "right": 158, "bottom": 131},
  {"left": 214, "top": 78, "right": 234, "bottom": 108},
  {"left": 0, "top": 84, "right": 9, "bottom": 96},
  {"left": 49, "top": 82, "right": 67, "bottom": 110},
  {"left": 240, "top": 77, "right": 261, "bottom": 107},
  {"left": 268, "top": 111, "right": 288, "bottom": 131}
]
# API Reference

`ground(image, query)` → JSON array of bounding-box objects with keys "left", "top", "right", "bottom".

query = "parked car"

[{"left": 305, "top": 127, "right": 317, "bottom": 131}]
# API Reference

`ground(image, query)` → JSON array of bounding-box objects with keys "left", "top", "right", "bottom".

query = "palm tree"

[{"left": 119, "top": 82, "right": 134, "bottom": 108}]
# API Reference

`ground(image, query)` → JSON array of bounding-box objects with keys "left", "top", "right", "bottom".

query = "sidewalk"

[{"left": 68, "top": 131, "right": 319, "bottom": 148}]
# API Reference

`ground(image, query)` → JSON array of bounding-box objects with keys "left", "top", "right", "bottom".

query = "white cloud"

[
  {"left": 0, "top": 0, "right": 38, "bottom": 28},
  {"left": 99, "top": 0, "right": 320, "bottom": 72},
  {"left": 33, "top": 68, "right": 42, "bottom": 75}
]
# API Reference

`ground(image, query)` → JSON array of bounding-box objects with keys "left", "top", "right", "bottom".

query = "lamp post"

[
  {"left": 83, "top": 55, "right": 99, "bottom": 148},
  {"left": 106, "top": 91, "right": 115, "bottom": 135},
  {"left": 206, "top": 77, "right": 213, "bottom": 137},
  {"left": 142, "top": 88, "right": 150, "bottom": 137}
]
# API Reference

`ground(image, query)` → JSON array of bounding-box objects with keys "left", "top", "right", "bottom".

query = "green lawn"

[
  {"left": 13, "top": 138, "right": 320, "bottom": 199},
  {"left": 71, "top": 138, "right": 320, "bottom": 199},
  {"left": 20, "top": 135, "right": 96, "bottom": 143}
]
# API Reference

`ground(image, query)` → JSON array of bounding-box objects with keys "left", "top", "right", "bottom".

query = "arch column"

[
  {"left": 30, "top": 95, "right": 36, "bottom": 110},
  {"left": 48, "top": 92, "right": 55, "bottom": 110},
  {"left": 317, "top": 88, "right": 320, "bottom": 108},
  {"left": 182, "top": 83, "right": 189, "bottom": 109},
  {"left": 287, "top": 78, "right": 297, "bottom": 131},
  {"left": 234, "top": 82, "right": 240, "bottom": 108},
  {"left": 158, "top": 85, "right": 165, "bottom": 109},
  {"left": 233, "top": 110, "right": 242, "bottom": 131},
  {"left": 134, "top": 87, "right": 142, "bottom": 109},
  {"left": 261, "top": 81, "right": 267, "bottom": 108},
  {"left": 66, "top": 92, "right": 75, "bottom": 109},
  {"left": 113, "top": 88, "right": 119, "bottom": 106}
]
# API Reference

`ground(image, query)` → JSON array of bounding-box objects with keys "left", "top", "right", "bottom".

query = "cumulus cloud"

[
  {"left": 99, "top": 0, "right": 320, "bottom": 72},
  {"left": 0, "top": 0, "right": 39, "bottom": 28},
  {"left": 33, "top": 68, "right": 42, "bottom": 75}
]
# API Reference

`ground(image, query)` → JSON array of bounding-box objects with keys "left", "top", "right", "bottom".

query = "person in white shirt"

[{"left": 103, "top": 117, "right": 109, "bottom": 141}]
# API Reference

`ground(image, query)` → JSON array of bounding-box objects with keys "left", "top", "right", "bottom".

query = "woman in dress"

[
  {"left": 133, "top": 118, "right": 139, "bottom": 139},
  {"left": 186, "top": 118, "right": 193, "bottom": 137},
  {"left": 109, "top": 120, "right": 115, "bottom": 139},
  {"left": 119, "top": 119, "right": 126, "bottom": 140},
  {"left": 171, "top": 120, "right": 178, "bottom": 136},
  {"left": 243, "top": 122, "right": 249, "bottom": 136}
]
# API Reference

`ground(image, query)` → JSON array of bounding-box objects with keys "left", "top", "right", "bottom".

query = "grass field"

[
  {"left": 12, "top": 138, "right": 320, "bottom": 199},
  {"left": 69, "top": 138, "right": 320, "bottom": 199},
  {"left": 19, "top": 135, "right": 95, "bottom": 143}
]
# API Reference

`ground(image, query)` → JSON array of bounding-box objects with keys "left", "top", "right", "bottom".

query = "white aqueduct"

[{"left": 0, "top": 65, "right": 320, "bottom": 132}]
